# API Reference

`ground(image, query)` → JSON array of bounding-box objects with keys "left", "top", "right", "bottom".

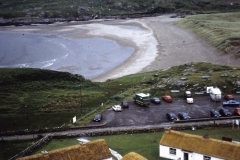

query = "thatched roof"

[
  {"left": 122, "top": 152, "right": 147, "bottom": 160},
  {"left": 17, "top": 139, "right": 112, "bottom": 160},
  {"left": 160, "top": 130, "right": 240, "bottom": 160}
]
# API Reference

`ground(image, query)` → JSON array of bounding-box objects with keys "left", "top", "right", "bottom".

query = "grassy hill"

[
  {"left": 0, "top": 0, "right": 239, "bottom": 21},
  {"left": 1, "top": 62, "right": 240, "bottom": 133},
  {"left": 177, "top": 12, "right": 240, "bottom": 54},
  {"left": 0, "top": 67, "right": 145, "bottom": 132}
]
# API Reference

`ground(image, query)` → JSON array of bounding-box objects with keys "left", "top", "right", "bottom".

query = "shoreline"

[
  {"left": 0, "top": 18, "right": 159, "bottom": 82},
  {"left": 1, "top": 15, "right": 239, "bottom": 82},
  {"left": 93, "top": 14, "right": 240, "bottom": 82},
  {"left": 84, "top": 19, "right": 159, "bottom": 82}
]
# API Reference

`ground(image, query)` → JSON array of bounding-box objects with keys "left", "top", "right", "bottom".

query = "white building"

[{"left": 159, "top": 130, "right": 240, "bottom": 160}]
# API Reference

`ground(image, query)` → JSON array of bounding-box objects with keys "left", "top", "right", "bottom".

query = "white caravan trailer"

[{"left": 206, "top": 86, "right": 222, "bottom": 101}]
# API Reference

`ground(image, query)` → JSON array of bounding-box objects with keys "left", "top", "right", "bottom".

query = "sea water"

[{"left": 0, "top": 31, "right": 134, "bottom": 79}]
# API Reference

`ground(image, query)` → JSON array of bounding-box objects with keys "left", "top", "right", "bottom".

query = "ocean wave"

[{"left": 41, "top": 59, "right": 56, "bottom": 68}]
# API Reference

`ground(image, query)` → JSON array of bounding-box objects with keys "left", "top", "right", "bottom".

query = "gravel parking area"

[{"left": 89, "top": 95, "right": 240, "bottom": 127}]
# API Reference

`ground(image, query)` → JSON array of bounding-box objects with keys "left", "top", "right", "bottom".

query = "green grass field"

[
  {"left": 0, "top": 138, "right": 40, "bottom": 160},
  {"left": 27, "top": 127, "right": 240, "bottom": 160}
]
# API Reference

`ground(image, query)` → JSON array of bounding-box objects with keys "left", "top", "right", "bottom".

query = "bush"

[{"left": 110, "top": 94, "right": 125, "bottom": 101}]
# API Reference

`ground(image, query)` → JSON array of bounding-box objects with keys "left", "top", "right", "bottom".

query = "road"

[{"left": 1, "top": 119, "right": 236, "bottom": 141}]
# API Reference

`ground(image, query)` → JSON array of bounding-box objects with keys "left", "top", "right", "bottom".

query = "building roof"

[
  {"left": 185, "top": 91, "right": 191, "bottom": 94},
  {"left": 17, "top": 139, "right": 112, "bottom": 160},
  {"left": 122, "top": 152, "right": 147, "bottom": 160},
  {"left": 160, "top": 130, "right": 240, "bottom": 160},
  {"left": 136, "top": 93, "right": 149, "bottom": 97}
]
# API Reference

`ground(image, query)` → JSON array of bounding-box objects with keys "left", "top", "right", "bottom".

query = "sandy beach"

[
  {"left": 92, "top": 15, "right": 240, "bottom": 81},
  {"left": 67, "top": 19, "right": 159, "bottom": 81},
  {"left": 0, "top": 14, "right": 239, "bottom": 82}
]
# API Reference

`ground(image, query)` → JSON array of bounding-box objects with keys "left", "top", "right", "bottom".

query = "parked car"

[
  {"left": 224, "top": 94, "right": 234, "bottom": 101},
  {"left": 166, "top": 112, "right": 177, "bottom": 121},
  {"left": 112, "top": 105, "right": 122, "bottom": 112},
  {"left": 178, "top": 112, "right": 191, "bottom": 120},
  {"left": 93, "top": 114, "right": 102, "bottom": 122},
  {"left": 218, "top": 107, "right": 232, "bottom": 116},
  {"left": 234, "top": 107, "right": 240, "bottom": 116},
  {"left": 121, "top": 101, "right": 129, "bottom": 108},
  {"left": 150, "top": 97, "right": 161, "bottom": 104},
  {"left": 210, "top": 109, "right": 221, "bottom": 117},
  {"left": 162, "top": 95, "right": 172, "bottom": 103},
  {"left": 184, "top": 91, "right": 194, "bottom": 104},
  {"left": 222, "top": 100, "right": 240, "bottom": 107}
]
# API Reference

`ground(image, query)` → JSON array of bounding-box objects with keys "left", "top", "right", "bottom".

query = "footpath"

[{"left": 1, "top": 119, "right": 235, "bottom": 141}]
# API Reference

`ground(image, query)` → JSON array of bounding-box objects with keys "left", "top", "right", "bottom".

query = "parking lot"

[{"left": 89, "top": 95, "right": 240, "bottom": 127}]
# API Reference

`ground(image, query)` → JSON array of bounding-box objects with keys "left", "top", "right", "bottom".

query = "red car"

[
  {"left": 224, "top": 94, "right": 234, "bottom": 101},
  {"left": 162, "top": 95, "right": 172, "bottom": 103},
  {"left": 234, "top": 107, "right": 240, "bottom": 116}
]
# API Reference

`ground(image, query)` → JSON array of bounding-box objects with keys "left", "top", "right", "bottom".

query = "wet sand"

[{"left": 0, "top": 14, "right": 239, "bottom": 82}]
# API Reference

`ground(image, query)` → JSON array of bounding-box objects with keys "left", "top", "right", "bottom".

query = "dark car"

[
  {"left": 166, "top": 112, "right": 177, "bottom": 121},
  {"left": 210, "top": 109, "right": 221, "bottom": 117},
  {"left": 224, "top": 94, "right": 234, "bottom": 101},
  {"left": 184, "top": 91, "right": 194, "bottom": 104},
  {"left": 218, "top": 108, "right": 232, "bottom": 116},
  {"left": 121, "top": 101, "right": 129, "bottom": 108},
  {"left": 150, "top": 97, "right": 161, "bottom": 104},
  {"left": 93, "top": 114, "right": 102, "bottom": 122},
  {"left": 178, "top": 112, "right": 191, "bottom": 120},
  {"left": 184, "top": 91, "right": 192, "bottom": 98},
  {"left": 222, "top": 100, "right": 240, "bottom": 107}
]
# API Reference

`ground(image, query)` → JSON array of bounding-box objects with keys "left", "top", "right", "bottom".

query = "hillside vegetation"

[
  {"left": 0, "top": 0, "right": 239, "bottom": 21},
  {"left": 1, "top": 62, "right": 240, "bottom": 133},
  {"left": 0, "top": 68, "right": 143, "bottom": 132},
  {"left": 177, "top": 12, "right": 240, "bottom": 54}
]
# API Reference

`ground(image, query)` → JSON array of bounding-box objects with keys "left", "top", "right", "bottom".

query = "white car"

[
  {"left": 185, "top": 91, "right": 194, "bottom": 104},
  {"left": 186, "top": 97, "right": 194, "bottom": 104},
  {"left": 112, "top": 105, "right": 122, "bottom": 112}
]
